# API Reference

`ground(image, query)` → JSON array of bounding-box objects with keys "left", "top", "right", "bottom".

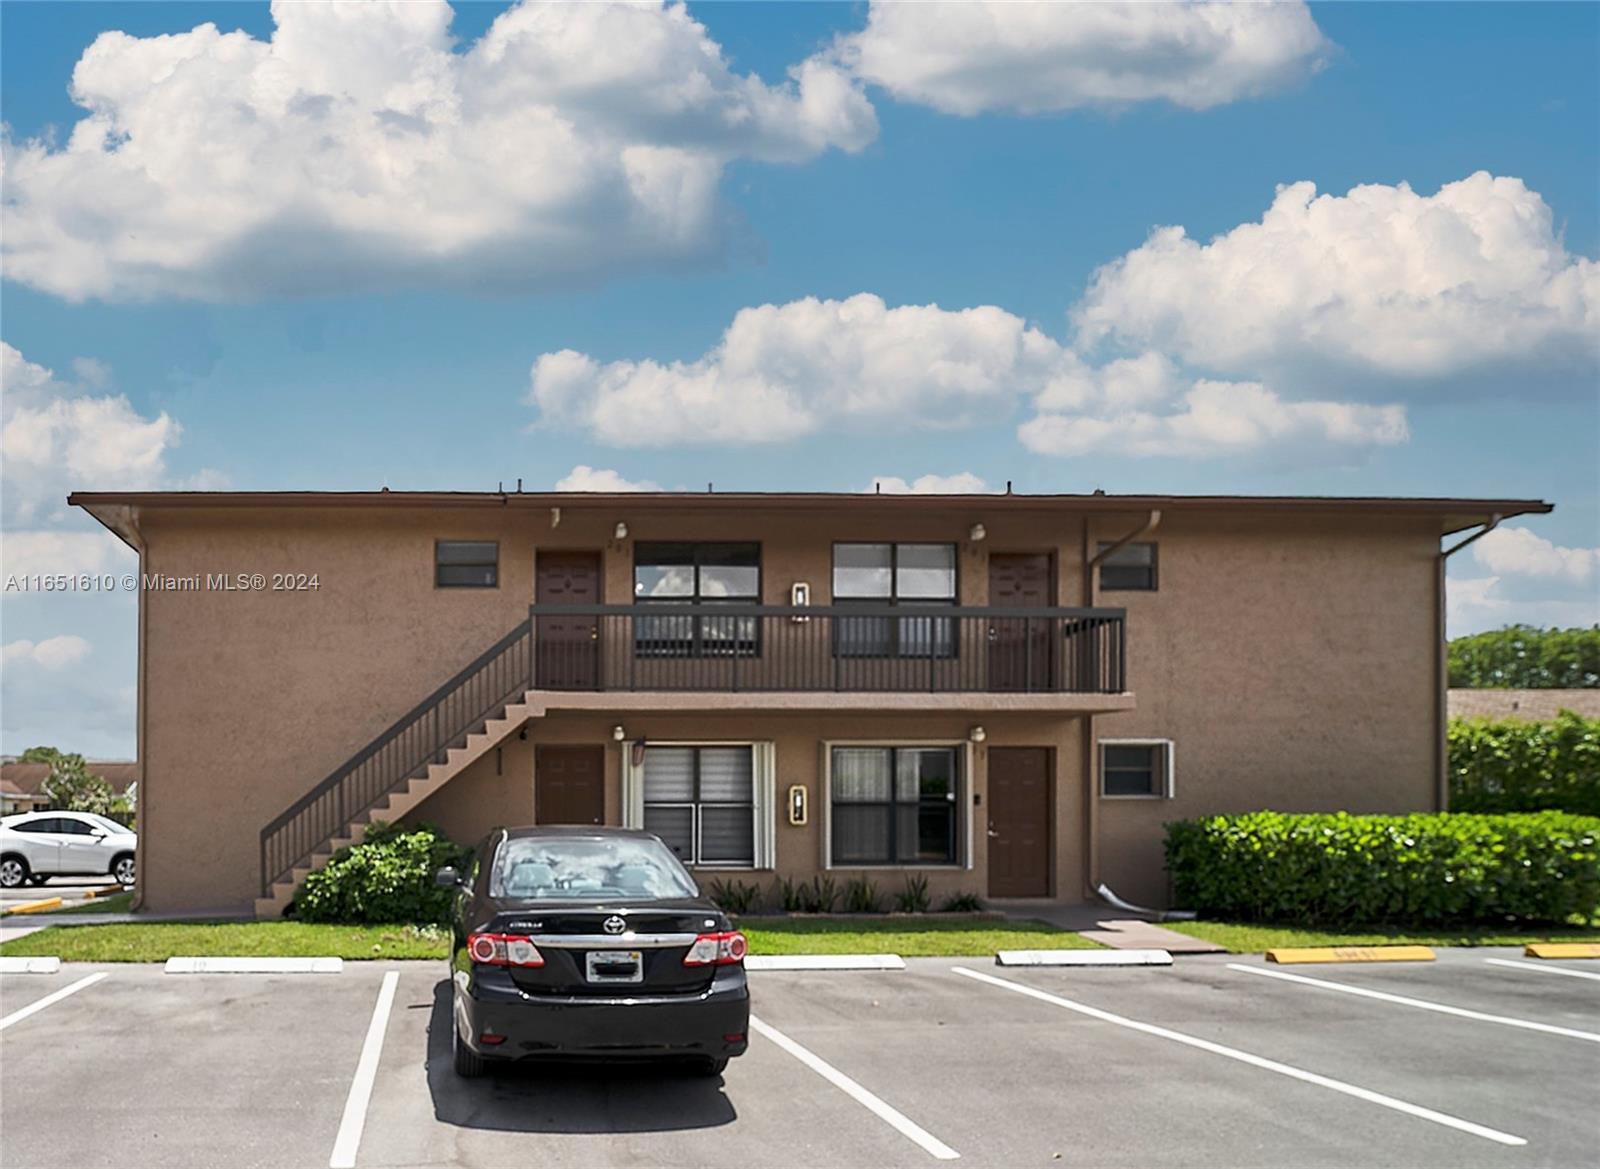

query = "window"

[
  {"left": 11, "top": 818, "right": 59, "bottom": 834},
  {"left": 1100, "top": 740, "right": 1174, "bottom": 798},
  {"left": 830, "top": 746, "right": 959, "bottom": 865},
  {"left": 436, "top": 541, "right": 498, "bottom": 588},
  {"left": 55, "top": 817, "right": 95, "bottom": 835},
  {"left": 832, "top": 543, "right": 957, "bottom": 658},
  {"left": 1097, "top": 542, "right": 1157, "bottom": 591},
  {"left": 641, "top": 746, "right": 756, "bottom": 866},
  {"left": 634, "top": 542, "right": 760, "bottom": 656}
]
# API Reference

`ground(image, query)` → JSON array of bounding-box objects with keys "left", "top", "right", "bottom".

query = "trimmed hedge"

[
  {"left": 1165, "top": 811, "right": 1600, "bottom": 926},
  {"left": 294, "top": 822, "right": 470, "bottom": 925},
  {"left": 1449, "top": 711, "right": 1600, "bottom": 815}
]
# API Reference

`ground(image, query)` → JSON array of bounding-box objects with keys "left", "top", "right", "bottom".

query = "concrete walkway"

[{"left": 988, "top": 898, "right": 1227, "bottom": 954}]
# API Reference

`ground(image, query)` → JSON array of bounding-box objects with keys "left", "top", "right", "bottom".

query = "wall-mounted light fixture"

[
  {"left": 787, "top": 784, "right": 808, "bottom": 826},
  {"left": 614, "top": 521, "right": 629, "bottom": 541},
  {"left": 612, "top": 724, "right": 627, "bottom": 742},
  {"left": 969, "top": 725, "right": 987, "bottom": 743},
  {"left": 968, "top": 523, "right": 986, "bottom": 543}
]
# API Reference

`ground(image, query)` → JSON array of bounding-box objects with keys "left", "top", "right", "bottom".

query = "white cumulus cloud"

[
  {"left": 1074, "top": 172, "right": 1599, "bottom": 378},
  {"left": 1, "top": 529, "right": 135, "bottom": 579},
  {"left": 1, "top": 0, "right": 876, "bottom": 302},
  {"left": 553, "top": 465, "right": 663, "bottom": 492},
  {"left": 1, "top": 635, "right": 93, "bottom": 670},
  {"left": 529, "top": 294, "right": 1408, "bottom": 461},
  {"left": 1473, "top": 527, "right": 1598, "bottom": 584},
  {"left": 869, "top": 473, "right": 991, "bottom": 494},
  {"left": 1, "top": 342, "right": 222, "bottom": 524},
  {"left": 832, "top": 0, "right": 1329, "bottom": 116}
]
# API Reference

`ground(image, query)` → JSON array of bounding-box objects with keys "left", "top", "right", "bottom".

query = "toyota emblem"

[{"left": 602, "top": 915, "right": 626, "bottom": 935}]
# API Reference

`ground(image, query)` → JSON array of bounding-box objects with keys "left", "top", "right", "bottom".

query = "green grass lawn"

[
  {"left": 0, "top": 915, "right": 1100, "bottom": 962},
  {"left": 741, "top": 917, "right": 1102, "bottom": 957},
  {"left": 0, "top": 922, "right": 449, "bottom": 962},
  {"left": 1160, "top": 919, "right": 1600, "bottom": 953}
]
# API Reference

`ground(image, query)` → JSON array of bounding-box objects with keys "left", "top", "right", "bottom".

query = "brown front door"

[
  {"left": 534, "top": 745, "right": 605, "bottom": 826},
  {"left": 987, "top": 747, "right": 1050, "bottom": 897},
  {"left": 988, "top": 552, "right": 1053, "bottom": 691},
  {"left": 536, "top": 551, "right": 601, "bottom": 689}
]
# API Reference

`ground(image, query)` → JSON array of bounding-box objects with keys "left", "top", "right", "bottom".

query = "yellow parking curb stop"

[
  {"left": 84, "top": 886, "right": 126, "bottom": 899},
  {"left": 1, "top": 897, "right": 64, "bottom": 916},
  {"left": 1524, "top": 943, "right": 1600, "bottom": 960},
  {"left": 1265, "top": 945, "right": 1435, "bottom": 965}
]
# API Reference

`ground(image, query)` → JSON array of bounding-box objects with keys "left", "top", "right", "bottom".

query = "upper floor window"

[
  {"left": 1100, "top": 740, "right": 1174, "bottom": 798},
  {"left": 833, "top": 543, "right": 957, "bottom": 658},
  {"left": 436, "top": 541, "right": 498, "bottom": 588},
  {"left": 1097, "top": 542, "right": 1157, "bottom": 591},
  {"left": 634, "top": 542, "right": 760, "bottom": 657}
]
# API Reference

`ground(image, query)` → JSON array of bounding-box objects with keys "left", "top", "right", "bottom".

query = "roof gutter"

[{"left": 1434, "top": 513, "right": 1502, "bottom": 813}]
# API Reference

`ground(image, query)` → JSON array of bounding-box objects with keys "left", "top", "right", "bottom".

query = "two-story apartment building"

[{"left": 68, "top": 489, "right": 1550, "bottom": 918}]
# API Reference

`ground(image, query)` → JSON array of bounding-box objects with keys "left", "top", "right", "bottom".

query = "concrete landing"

[{"left": 1078, "top": 918, "right": 1227, "bottom": 954}]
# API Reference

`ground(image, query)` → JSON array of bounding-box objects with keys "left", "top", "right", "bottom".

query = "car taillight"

[
  {"left": 467, "top": 932, "right": 544, "bottom": 967},
  {"left": 683, "top": 930, "right": 747, "bottom": 967}
]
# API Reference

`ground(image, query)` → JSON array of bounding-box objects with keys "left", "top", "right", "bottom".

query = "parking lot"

[{"left": 2, "top": 946, "right": 1596, "bottom": 1169}]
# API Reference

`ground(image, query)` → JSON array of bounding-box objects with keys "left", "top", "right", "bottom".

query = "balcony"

[{"left": 527, "top": 604, "right": 1127, "bottom": 705}]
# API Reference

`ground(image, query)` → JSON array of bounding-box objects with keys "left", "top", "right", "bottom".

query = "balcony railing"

[{"left": 530, "top": 604, "right": 1126, "bottom": 694}]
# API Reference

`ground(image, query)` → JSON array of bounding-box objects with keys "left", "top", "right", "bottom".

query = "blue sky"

[{"left": 1, "top": 1, "right": 1596, "bottom": 757}]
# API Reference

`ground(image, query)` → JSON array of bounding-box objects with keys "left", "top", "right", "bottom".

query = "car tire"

[
  {"left": 692, "top": 1056, "right": 729, "bottom": 1077},
  {"left": 111, "top": 854, "right": 136, "bottom": 886},
  {"left": 0, "top": 856, "right": 28, "bottom": 889},
  {"left": 28, "top": 874, "right": 50, "bottom": 887},
  {"left": 453, "top": 1019, "right": 487, "bottom": 1079}
]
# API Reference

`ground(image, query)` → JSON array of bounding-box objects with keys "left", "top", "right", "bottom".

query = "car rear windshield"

[{"left": 489, "top": 836, "right": 699, "bottom": 901}]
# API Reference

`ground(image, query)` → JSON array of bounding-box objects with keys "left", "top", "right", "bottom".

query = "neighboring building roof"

[
  {"left": 70, "top": 489, "right": 1551, "bottom": 550},
  {"left": 1447, "top": 689, "right": 1600, "bottom": 722},
  {"left": 0, "top": 761, "right": 138, "bottom": 795}
]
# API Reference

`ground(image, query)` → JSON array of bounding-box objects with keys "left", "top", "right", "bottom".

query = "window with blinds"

[
  {"left": 640, "top": 745, "right": 756, "bottom": 866},
  {"left": 829, "top": 746, "right": 959, "bottom": 865}
]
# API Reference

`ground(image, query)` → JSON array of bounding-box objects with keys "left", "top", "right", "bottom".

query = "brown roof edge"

[{"left": 68, "top": 489, "right": 1552, "bottom": 534}]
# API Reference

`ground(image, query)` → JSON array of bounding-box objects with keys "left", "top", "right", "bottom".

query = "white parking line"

[
  {"left": 1227, "top": 962, "right": 1600, "bottom": 1043},
  {"left": 0, "top": 972, "right": 107, "bottom": 1032},
  {"left": 329, "top": 970, "right": 398, "bottom": 1169},
  {"left": 1485, "top": 957, "right": 1600, "bottom": 983},
  {"left": 749, "top": 1014, "right": 960, "bottom": 1160},
  {"left": 952, "top": 966, "right": 1526, "bottom": 1147}
]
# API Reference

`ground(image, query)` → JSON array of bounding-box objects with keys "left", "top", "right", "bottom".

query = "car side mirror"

[
  {"left": 89, "top": 828, "right": 107, "bottom": 838},
  {"left": 434, "top": 866, "right": 463, "bottom": 888}
]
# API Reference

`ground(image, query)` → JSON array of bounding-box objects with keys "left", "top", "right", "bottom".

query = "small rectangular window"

[
  {"left": 1100, "top": 740, "right": 1173, "bottom": 798},
  {"left": 1098, "top": 542, "right": 1157, "bottom": 591},
  {"left": 436, "top": 541, "right": 499, "bottom": 588}
]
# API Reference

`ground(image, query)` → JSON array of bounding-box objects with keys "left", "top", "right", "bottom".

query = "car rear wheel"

[
  {"left": 0, "top": 857, "right": 27, "bottom": 889},
  {"left": 112, "top": 854, "right": 136, "bottom": 886},
  {"left": 452, "top": 1018, "right": 487, "bottom": 1079},
  {"left": 691, "top": 1057, "right": 729, "bottom": 1077}
]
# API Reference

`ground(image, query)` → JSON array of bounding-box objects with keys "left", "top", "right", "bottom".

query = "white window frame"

[
  {"left": 622, "top": 741, "right": 775, "bottom": 870},
  {"left": 1098, "top": 738, "right": 1175, "bottom": 799},
  {"left": 821, "top": 739, "right": 974, "bottom": 871}
]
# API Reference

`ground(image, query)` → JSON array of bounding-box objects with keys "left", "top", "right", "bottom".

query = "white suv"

[{"left": 0, "top": 811, "right": 137, "bottom": 888}]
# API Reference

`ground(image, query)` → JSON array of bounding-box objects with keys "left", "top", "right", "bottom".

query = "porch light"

[
  {"left": 968, "top": 523, "right": 986, "bottom": 542},
  {"left": 612, "top": 724, "right": 627, "bottom": 741},
  {"left": 969, "top": 725, "right": 987, "bottom": 743},
  {"left": 614, "top": 521, "right": 629, "bottom": 540}
]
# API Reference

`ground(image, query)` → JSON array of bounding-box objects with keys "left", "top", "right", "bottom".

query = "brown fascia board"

[{"left": 68, "top": 489, "right": 1552, "bottom": 544}]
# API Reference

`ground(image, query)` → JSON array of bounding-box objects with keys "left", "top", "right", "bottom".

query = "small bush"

[
  {"left": 707, "top": 878, "right": 762, "bottom": 915},
  {"left": 1449, "top": 711, "right": 1600, "bottom": 815},
  {"left": 842, "top": 877, "right": 883, "bottom": 913},
  {"left": 802, "top": 874, "right": 840, "bottom": 913},
  {"left": 294, "top": 821, "right": 470, "bottom": 925},
  {"left": 771, "top": 875, "right": 802, "bottom": 912},
  {"left": 894, "top": 875, "right": 931, "bottom": 913},
  {"left": 939, "top": 892, "right": 984, "bottom": 913},
  {"left": 1165, "top": 811, "right": 1600, "bottom": 927}
]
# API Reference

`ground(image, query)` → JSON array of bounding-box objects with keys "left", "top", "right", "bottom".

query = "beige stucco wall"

[{"left": 127, "top": 499, "right": 1439, "bottom": 914}]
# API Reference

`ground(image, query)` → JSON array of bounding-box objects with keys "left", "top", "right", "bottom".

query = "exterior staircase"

[{"left": 255, "top": 617, "right": 536, "bottom": 918}]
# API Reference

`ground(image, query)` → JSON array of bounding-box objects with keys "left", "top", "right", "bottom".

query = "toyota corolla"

[{"left": 437, "top": 826, "right": 750, "bottom": 1078}]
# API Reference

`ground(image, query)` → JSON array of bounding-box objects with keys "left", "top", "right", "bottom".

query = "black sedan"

[{"left": 436, "top": 826, "right": 750, "bottom": 1078}]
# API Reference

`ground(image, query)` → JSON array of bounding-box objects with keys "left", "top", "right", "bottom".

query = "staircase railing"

[{"left": 259, "top": 617, "right": 532, "bottom": 897}]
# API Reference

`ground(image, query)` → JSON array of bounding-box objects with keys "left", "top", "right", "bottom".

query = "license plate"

[{"left": 585, "top": 950, "right": 644, "bottom": 984}]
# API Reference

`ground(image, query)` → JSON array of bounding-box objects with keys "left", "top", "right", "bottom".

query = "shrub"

[
  {"left": 842, "top": 877, "right": 883, "bottom": 913},
  {"left": 801, "top": 874, "right": 840, "bottom": 913},
  {"left": 1449, "top": 711, "right": 1600, "bottom": 815},
  {"left": 1165, "top": 811, "right": 1600, "bottom": 927},
  {"left": 707, "top": 878, "right": 762, "bottom": 915},
  {"left": 894, "top": 875, "right": 931, "bottom": 913},
  {"left": 771, "top": 875, "right": 803, "bottom": 912},
  {"left": 939, "top": 892, "right": 984, "bottom": 913},
  {"left": 294, "top": 821, "right": 470, "bottom": 925}
]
